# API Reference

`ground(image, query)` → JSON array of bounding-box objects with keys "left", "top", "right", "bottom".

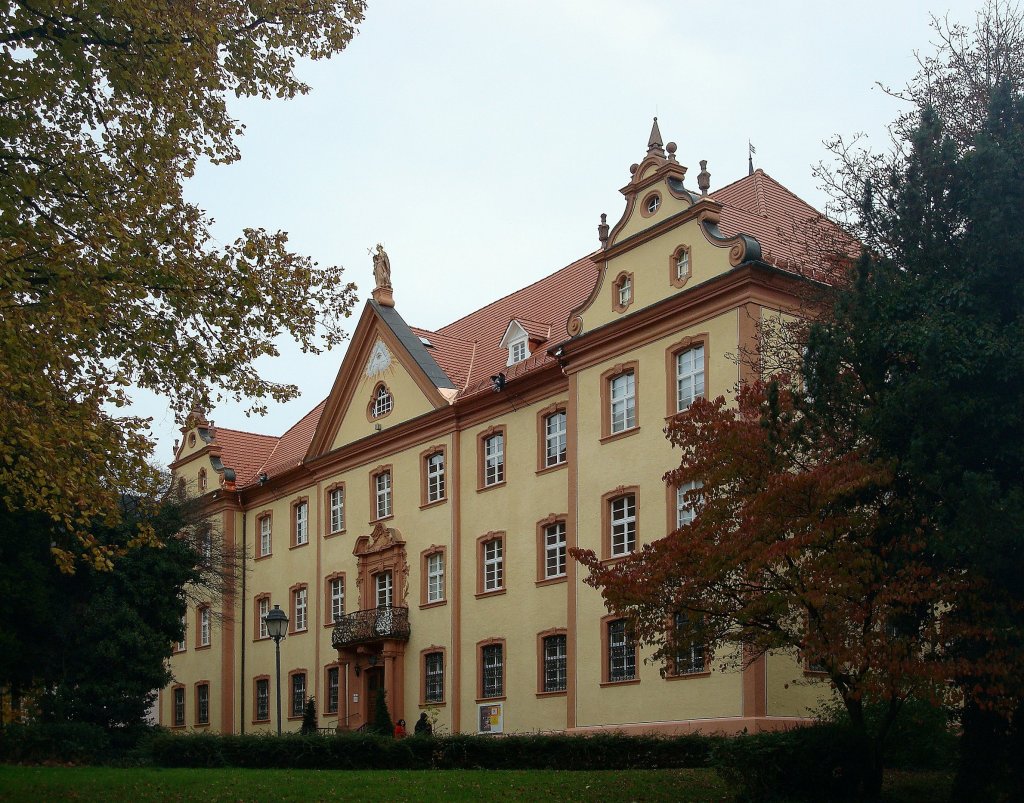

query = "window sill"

[
  {"left": 535, "top": 576, "right": 567, "bottom": 588},
  {"left": 255, "top": 552, "right": 273, "bottom": 561},
  {"left": 535, "top": 690, "right": 567, "bottom": 698},
  {"left": 474, "top": 588, "right": 507, "bottom": 600},
  {"left": 803, "top": 669, "right": 829, "bottom": 678},
  {"left": 323, "top": 620, "right": 341, "bottom": 629},
  {"left": 369, "top": 514, "right": 394, "bottom": 526},
  {"left": 476, "top": 481, "right": 506, "bottom": 494},
  {"left": 252, "top": 718, "right": 271, "bottom": 725},
  {"left": 600, "top": 553, "right": 636, "bottom": 567},
  {"left": 600, "top": 426, "right": 641, "bottom": 445},
  {"left": 195, "top": 644, "right": 212, "bottom": 651},
  {"left": 171, "top": 724, "right": 186, "bottom": 730},
  {"left": 288, "top": 628, "right": 309, "bottom": 637},
  {"left": 419, "top": 599, "right": 448, "bottom": 610},
  {"left": 600, "top": 678, "right": 641, "bottom": 688},
  {"left": 420, "top": 700, "right": 447, "bottom": 708},
  {"left": 324, "top": 528, "right": 347, "bottom": 539},
  {"left": 664, "top": 670, "right": 711, "bottom": 681},
  {"left": 535, "top": 462, "right": 567, "bottom": 476},
  {"left": 194, "top": 722, "right": 210, "bottom": 729},
  {"left": 252, "top": 636, "right": 271, "bottom": 643},
  {"left": 419, "top": 498, "right": 448, "bottom": 511},
  {"left": 475, "top": 696, "right": 507, "bottom": 703},
  {"left": 289, "top": 541, "right": 310, "bottom": 551}
]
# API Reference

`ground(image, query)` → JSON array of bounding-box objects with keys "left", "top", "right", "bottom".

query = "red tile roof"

[
  {"left": 712, "top": 169, "right": 857, "bottom": 278},
  {"left": 433, "top": 254, "right": 598, "bottom": 395},
  {"left": 207, "top": 170, "right": 848, "bottom": 483},
  {"left": 210, "top": 427, "right": 278, "bottom": 487}
]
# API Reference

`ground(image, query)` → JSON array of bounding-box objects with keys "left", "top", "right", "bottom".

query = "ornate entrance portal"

[{"left": 331, "top": 523, "right": 410, "bottom": 730}]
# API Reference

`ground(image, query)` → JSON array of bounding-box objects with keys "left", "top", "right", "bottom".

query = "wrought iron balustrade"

[{"left": 331, "top": 606, "right": 410, "bottom": 649}]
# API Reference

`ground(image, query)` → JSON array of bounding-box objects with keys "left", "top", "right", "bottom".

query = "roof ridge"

[
  {"left": 211, "top": 425, "right": 279, "bottom": 440},
  {"left": 438, "top": 252, "right": 599, "bottom": 334}
]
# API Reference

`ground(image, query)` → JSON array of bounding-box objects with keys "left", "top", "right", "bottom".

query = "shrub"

[
  {"left": 144, "top": 730, "right": 720, "bottom": 771},
  {"left": 712, "top": 725, "right": 867, "bottom": 802},
  {"left": 0, "top": 721, "right": 110, "bottom": 765}
]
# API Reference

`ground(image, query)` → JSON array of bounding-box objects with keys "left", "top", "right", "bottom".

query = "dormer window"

[
  {"left": 500, "top": 320, "right": 543, "bottom": 367},
  {"left": 509, "top": 338, "right": 528, "bottom": 365},
  {"left": 370, "top": 383, "right": 393, "bottom": 419},
  {"left": 670, "top": 244, "right": 692, "bottom": 288}
]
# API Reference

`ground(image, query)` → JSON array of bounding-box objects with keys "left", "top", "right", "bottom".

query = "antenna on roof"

[{"left": 748, "top": 140, "right": 756, "bottom": 176}]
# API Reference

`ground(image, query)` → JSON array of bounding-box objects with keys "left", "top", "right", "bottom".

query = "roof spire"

[
  {"left": 748, "top": 140, "right": 756, "bottom": 176},
  {"left": 647, "top": 117, "right": 666, "bottom": 158}
]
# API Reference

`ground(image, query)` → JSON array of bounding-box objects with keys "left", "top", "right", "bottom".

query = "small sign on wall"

[
  {"left": 477, "top": 702, "right": 503, "bottom": 734},
  {"left": 352, "top": 694, "right": 359, "bottom": 704}
]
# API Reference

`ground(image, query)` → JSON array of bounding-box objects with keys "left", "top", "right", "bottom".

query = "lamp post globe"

[{"left": 263, "top": 604, "right": 289, "bottom": 734}]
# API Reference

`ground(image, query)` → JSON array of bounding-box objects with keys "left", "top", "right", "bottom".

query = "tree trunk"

[{"left": 953, "top": 699, "right": 1007, "bottom": 802}]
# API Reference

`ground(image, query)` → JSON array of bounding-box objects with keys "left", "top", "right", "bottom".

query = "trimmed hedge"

[
  {"left": 0, "top": 722, "right": 110, "bottom": 764},
  {"left": 146, "top": 731, "right": 722, "bottom": 771}
]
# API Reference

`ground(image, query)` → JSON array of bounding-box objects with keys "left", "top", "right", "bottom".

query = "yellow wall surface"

[{"left": 330, "top": 339, "right": 438, "bottom": 452}]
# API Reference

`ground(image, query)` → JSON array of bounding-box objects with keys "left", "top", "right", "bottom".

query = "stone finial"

[
  {"left": 646, "top": 117, "right": 666, "bottom": 158},
  {"left": 698, "top": 159, "right": 711, "bottom": 195},
  {"left": 598, "top": 213, "right": 610, "bottom": 248},
  {"left": 666, "top": 141, "right": 678, "bottom": 163}
]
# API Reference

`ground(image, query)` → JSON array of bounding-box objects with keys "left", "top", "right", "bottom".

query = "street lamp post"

[{"left": 264, "top": 604, "right": 289, "bottom": 735}]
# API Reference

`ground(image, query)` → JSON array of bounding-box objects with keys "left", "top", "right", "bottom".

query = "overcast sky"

[{"left": 134, "top": 0, "right": 980, "bottom": 464}]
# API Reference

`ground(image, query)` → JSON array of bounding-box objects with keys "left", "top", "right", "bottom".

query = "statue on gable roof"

[{"left": 372, "top": 243, "right": 392, "bottom": 290}]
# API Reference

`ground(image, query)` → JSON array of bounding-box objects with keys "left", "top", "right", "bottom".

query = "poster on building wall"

[{"left": 477, "top": 703, "right": 503, "bottom": 734}]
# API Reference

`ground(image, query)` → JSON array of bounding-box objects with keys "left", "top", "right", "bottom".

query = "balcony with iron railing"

[{"left": 331, "top": 606, "right": 411, "bottom": 650}]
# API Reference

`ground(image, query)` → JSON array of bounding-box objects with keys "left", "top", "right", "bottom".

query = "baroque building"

[{"left": 162, "top": 120, "right": 845, "bottom": 735}]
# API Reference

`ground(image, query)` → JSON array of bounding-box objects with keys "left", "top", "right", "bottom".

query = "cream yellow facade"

[{"left": 160, "top": 122, "right": 833, "bottom": 736}]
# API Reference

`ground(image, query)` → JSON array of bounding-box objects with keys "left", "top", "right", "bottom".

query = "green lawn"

[{"left": 0, "top": 766, "right": 951, "bottom": 802}]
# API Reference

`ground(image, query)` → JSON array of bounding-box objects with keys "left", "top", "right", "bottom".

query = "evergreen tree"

[
  {"left": 370, "top": 688, "right": 394, "bottom": 738},
  {"left": 301, "top": 697, "right": 318, "bottom": 735}
]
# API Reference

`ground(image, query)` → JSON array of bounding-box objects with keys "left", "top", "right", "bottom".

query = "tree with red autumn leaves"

[
  {"left": 574, "top": 378, "right": 966, "bottom": 797},
  {"left": 578, "top": 6, "right": 1024, "bottom": 798}
]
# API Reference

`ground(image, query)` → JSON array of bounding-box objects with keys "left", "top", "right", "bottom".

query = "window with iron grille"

[
  {"left": 482, "top": 644, "right": 503, "bottom": 698},
  {"left": 196, "top": 684, "right": 209, "bottom": 725},
  {"left": 326, "top": 667, "right": 339, "bottom": 714},
  {"left": 256, "top": 679, "right": 270, "bottom": 721},
  {"left": 372, "top": 384, "right": 393, "bottom": 418},
  {"left": 543, "top": 634, "right": 567, "bottom": 692},
  {"left": 608, "top": 619, "right": 636, "bottom": 682},
  {"left": 173, "top": 687, "right": 185, "bottom": 726},
  {"left": 291, "top": 673, "right": 306, "bottom": 718},
  {"left": 425, "top": 652, "right": 444, "bottom": 703}
]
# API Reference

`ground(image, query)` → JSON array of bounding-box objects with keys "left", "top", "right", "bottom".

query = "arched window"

[{"left": 370, "top": 383, "right": 393, "bottom": 419}]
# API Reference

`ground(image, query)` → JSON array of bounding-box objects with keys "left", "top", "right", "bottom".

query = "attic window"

[
  {"left": 612, "top": 271, "right": 634, "bottom": 313},
  {"left": 371, "top": 383, "right": 394, "bottom": 419},
  {"left": 641, "top": 192, "right": 662, "bottom": 217},
  {"left": 508, "top": 338, "right": 529, "bottom": 366}
]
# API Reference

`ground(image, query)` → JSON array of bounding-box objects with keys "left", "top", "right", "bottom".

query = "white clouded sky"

[{"left": 134, "top": 0, "right": 979, "bottom": 463}]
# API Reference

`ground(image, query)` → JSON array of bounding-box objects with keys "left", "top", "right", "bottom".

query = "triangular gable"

[{"left": 306, "top": 301, "right": 457, "bottom": 460}]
